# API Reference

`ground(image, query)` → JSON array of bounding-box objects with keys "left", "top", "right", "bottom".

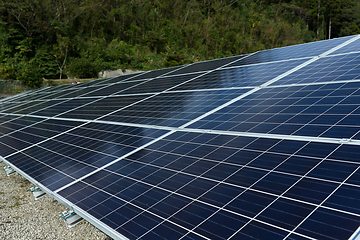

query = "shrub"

[
  {"left": 0, "top": 65, "right": 17, "bottom": 80},
  {"left": 164, "top": 55, "right": 185, "bottom": 67},
  {"left": 18, "top": 67, "right": 43, "bottom": 88},
  {"left": 66, "top": 58, "right": 98, "bottom": 78}
]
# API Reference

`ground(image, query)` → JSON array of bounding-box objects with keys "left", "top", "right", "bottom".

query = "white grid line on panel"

[
  {"left": 6, "top": 121, "right": 360, "bottom": 196},
  {"left": 176, "top": 35, "right": 360, "bottom": 133},
  {"left": 45, "top": 130, "right": 360, "bottom": 217},
  {"left": 0, "top": 156, "right": 129, "bottom": 240},
  {"left": 320, "top": 35, "right": 360, "bottom": 57},
  {"left": 53, "top": 130, "right": 175, "bottom": 193},
  {"left": 283, "top": 165, "right": 360, "bottom": 239},
  {"left": 75, "top": 170, "right": 312, "bottom": 240},
  {"left": 69, "top": 154, "right": 349, "bottom": 240},
  {"left": 44, "top": 55, "right": 261, "bottom": 193},
  {"left": 1, "top": 68, "right": 153, "bottom": 114},
  {"left": 3, "top": 111, "right": 360, "bottom": 146},
  {"left": 46, "top": 53, "right": 255, "bottom": 188},
  {"left": 241, "top": 81, "right": 359, "bottom": 137},
  {"left": 177, "top": 135, "right": 312, "bottom": 239},
  {"left": 0, "top": 62, "right": 193, "bottom": 158},
  {"left": 4, "top": 76, "right": 360, "bottom": 104},
  {"left": 228, "top": 143, "right": 342, "bottom": 239},
  {"left": 220, "top": 56, "right": 313, "bottom": 70},
  {"left": 1, "top": 35, "right": 359, "bottom": 240},
  {"left": 349, "top": 225, "right": 360, "bottom": 240},
  {"left": 3, "top": 127, "right": 359, "bottom": 239}
]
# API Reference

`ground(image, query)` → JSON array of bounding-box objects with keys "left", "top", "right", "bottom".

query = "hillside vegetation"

[{"left": 0, "top": 0, "right": 359, "bottom": 87}]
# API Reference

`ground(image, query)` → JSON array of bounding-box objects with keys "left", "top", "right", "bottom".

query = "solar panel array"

[{"left": 1, "top": 34, "right": 360, "bottom": 240}]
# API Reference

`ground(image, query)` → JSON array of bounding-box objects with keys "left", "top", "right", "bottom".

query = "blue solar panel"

[
  {"left": 166, "top": 55, "right": 245, "bottom": 76},
  {"left": 172, "top": 59, "right": 307, "bottom": 91},
  {"left": 1, "top": 34, "right": 360, "bottom": 240},
  {"left": 272, "top": 52, "right": 360, "bottom": 86},
  {"left": 57, "top": 132, "right": 360, "bottom": 240},
  {"left": 226, "top": 35, "right": 354, "bottom": 67},
  {"left": 188, "top": 81, "right": 360, "bottom": 138},
  {"left": 101, "top": 89, "right": 249, "bottom": 127},
  {"left": 329, "top": 37, "right": 360, "bottom": 55}
]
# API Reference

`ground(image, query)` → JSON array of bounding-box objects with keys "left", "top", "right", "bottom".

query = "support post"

[
  {"left": 61, "top": 209, "right": 83, "bottom": 228},
  {"left": 3, "top": 165, "right": 15, "bottom": 176},
  {"left": 29, "top": 186, "right": 46, "bottom": 200}
]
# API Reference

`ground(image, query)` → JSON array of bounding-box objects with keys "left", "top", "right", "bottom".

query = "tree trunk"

[
  {"left": 329, "top": 17, "right": 331, "bottom": 39},
  {"left": 317, "top": 0, "right": 320, "bottom": 37}
]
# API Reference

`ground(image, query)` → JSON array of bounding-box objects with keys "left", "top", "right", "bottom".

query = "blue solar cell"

[
  {"left": 1, "top": 101, "right": 46, "bottom": 114},
  {"left": 295, "top": 208, "right": 360, "bottom": 240},
  {"left": 284, "top": 178, "right": 338, "bottom": 204},
  {"left": 92, "top": 73, "right": 142, "bottom": 85},
  {"left": 307, "top": 160, "right": 358, "bottom": 182},
  {"left": 225, "top": 168, "right": 268, "bottom": 187},
  {"left": 236, "top": 221, "right": 288, "bottom": 239},
  {"left": 324, "top": 185, "right": 360, "bottom": 215},
  {"left": 199, "top": 184, "right": 243, "bottom": 207},
  {"left": 256, "top": 198, "right": 315, "bottom": 230},
  {"left": 0, "top": 135, "right": 32, "bottom": 155},
  {"left": 275, "top": 156, "right": 319, "bottom": 175},
  {"left": 252, "top": 172, "right": 299, "bottom": 195},
  {"left": 194, "top": 210, "right": 248, "bottom": 239},
  {"left": 225, "top": 190, "right": 276, "bottom": 218}
]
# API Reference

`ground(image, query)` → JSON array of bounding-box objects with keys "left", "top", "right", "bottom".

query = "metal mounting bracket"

[
  {"left": 61, "top": 209, "right": 83, "bottom": 228},
  {"left": 29, "top": 186, "right": 46, "bottom": 200},
  {"left": 3, "top": 165, "right": 15, "bottom": 176}
]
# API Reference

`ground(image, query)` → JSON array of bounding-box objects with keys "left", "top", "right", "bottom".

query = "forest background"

[{"left": 0, "top": 0, "right": 359, "bottom": 88}]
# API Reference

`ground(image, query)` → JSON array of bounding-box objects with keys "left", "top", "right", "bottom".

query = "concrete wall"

[{"left": 98, "top": 69, "right": 143, "bottom": 78}]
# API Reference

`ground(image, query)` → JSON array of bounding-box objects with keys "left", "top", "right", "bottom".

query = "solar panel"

[{"left": 1, "top": 34, "right": 360, "bottom": 240}]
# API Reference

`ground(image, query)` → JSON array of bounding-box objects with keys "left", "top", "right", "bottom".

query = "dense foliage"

[{"left": 0, "top": 0, "right": 359, "bottom": 87}]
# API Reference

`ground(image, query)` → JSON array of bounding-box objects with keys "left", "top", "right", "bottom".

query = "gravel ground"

[{"left": 0, "top": 163, "right": 111, "bottom": 240}]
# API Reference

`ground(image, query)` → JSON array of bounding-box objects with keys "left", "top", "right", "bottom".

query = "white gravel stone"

[{"left": 0, "top": 163, "right": 112, "bottom": 240}]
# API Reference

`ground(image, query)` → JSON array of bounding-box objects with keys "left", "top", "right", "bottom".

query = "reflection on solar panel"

[{"left": 1, "top": 34, "right": 360, "bottom": 240}]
